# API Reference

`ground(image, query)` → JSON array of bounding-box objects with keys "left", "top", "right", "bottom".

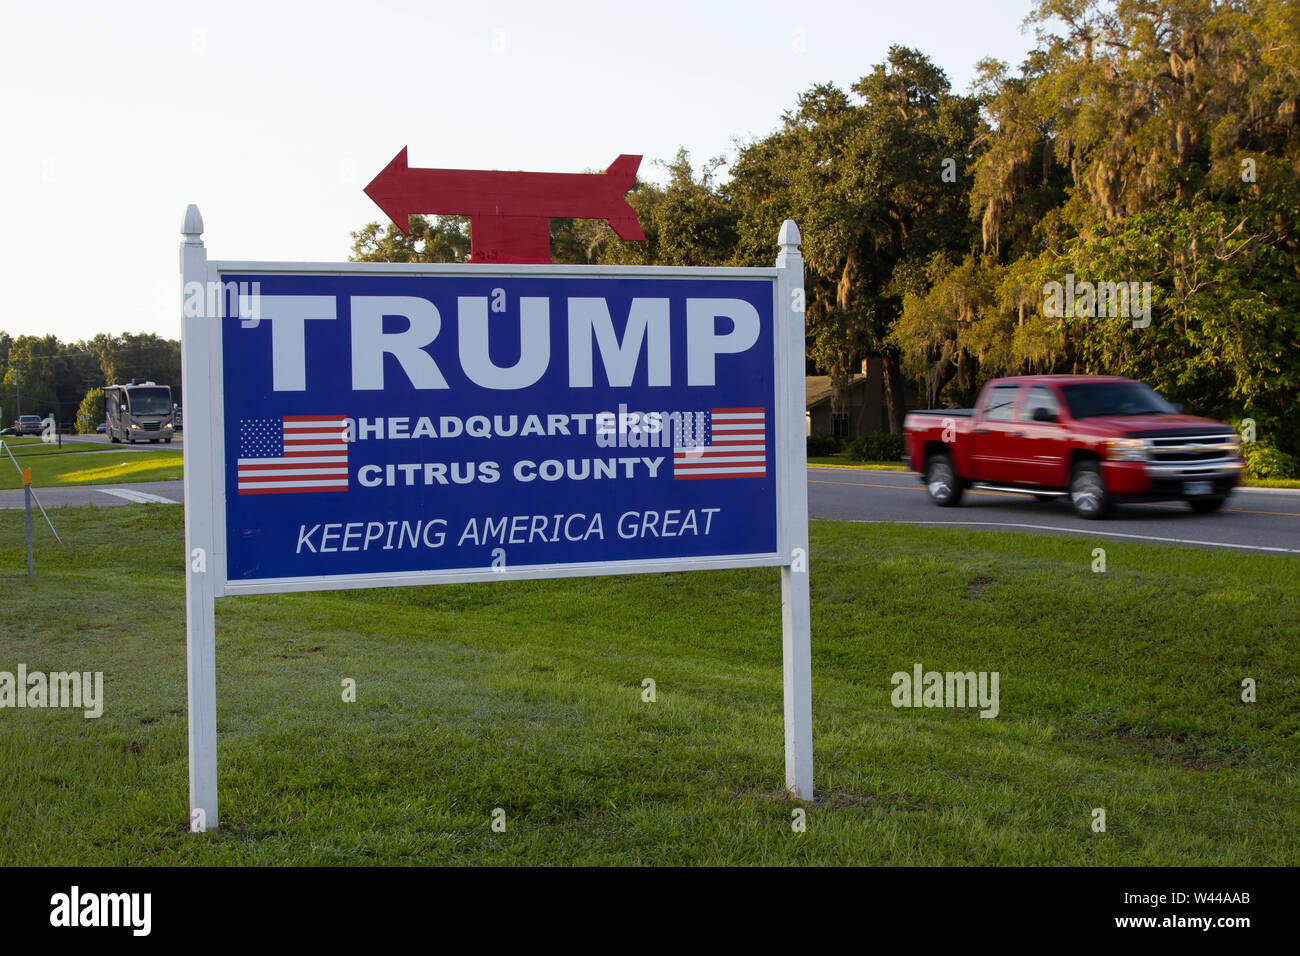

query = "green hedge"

[
  {"left": 807, "top": 433, "right": 842, "bottom": 457},
  {"left": 1242, "top": 441, "right": 1299, "bottom": 480},
  {"left": 847, "top": 432, "right": 905, "bottom": 463}
]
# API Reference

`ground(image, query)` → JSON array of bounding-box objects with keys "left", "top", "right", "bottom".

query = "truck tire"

[
  {"left": 1069, "top": 461, "right": 1112, "bottom": 519},
  {"left": 925, "top": 452, "right": 964, "bottom": 507},
  {"left": 1188, "top": 496, "right": 1226, "bottom": 514}
]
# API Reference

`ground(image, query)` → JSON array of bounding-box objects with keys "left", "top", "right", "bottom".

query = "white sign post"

[
  {"left": 180, "top": 205, "right": 220, "bottom": 831},
  {"left": 775, "top": 221, "right": 813, "bottom": 800},
  {"left": 178, "top": 205, "right": 812, "bottom": 831}
]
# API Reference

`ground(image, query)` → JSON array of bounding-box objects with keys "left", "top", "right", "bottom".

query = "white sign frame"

[{"left": 179, "top": 206, "right": 812, "bottom": 830}]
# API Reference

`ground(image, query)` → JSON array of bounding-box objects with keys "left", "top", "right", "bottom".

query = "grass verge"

[
  {"left": 808, "top": 453, "right": 907, "bottom": 471},
  {"left": 0, "top": 441, "right": 182, "bottom": 490}
]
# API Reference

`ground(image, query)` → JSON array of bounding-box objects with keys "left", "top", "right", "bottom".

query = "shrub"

[
  {"left": 847, "top": 432, "right": 905, "bottom": 462},
  {"left": 806, "top": 433, "right": 842, "bottom": 457},
  {"left": 1242, "top": 441, "right": 1299, "bottom": 480},
  {"left": 76, "top": 387, "right": 105, "bottom": 434}
]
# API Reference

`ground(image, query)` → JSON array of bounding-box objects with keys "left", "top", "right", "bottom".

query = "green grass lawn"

[
  {"left": 1, "top": 506, "right": 1296, "bottom": 865},
  {"left": 0, "top": 439, "right": 182, "bottom": 490},
  {"left": 2, "top": 437, "right": 81, "bottom": 454}
]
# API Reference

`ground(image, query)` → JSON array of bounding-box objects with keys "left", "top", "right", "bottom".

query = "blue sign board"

[{"left": 217, "top": 272, "right": 779, "bottom": 585}]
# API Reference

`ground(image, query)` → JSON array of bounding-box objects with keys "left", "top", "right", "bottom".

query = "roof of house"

[{"left": 806, "top": 373, "right": 869, "bottom": 409}]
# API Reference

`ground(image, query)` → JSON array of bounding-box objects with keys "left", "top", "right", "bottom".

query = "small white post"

[
  {"left": 180, "top": 204, "right": 219, "bottom": 831},
  {"left": 24, "top": 484, "right": 34, "bottom": 577},
  {"left": 775, "top": 220, "right": 813, "bottom": 800}
]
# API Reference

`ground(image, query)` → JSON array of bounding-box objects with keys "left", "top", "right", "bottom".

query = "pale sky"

[{"left": 0, "top": 0, "right": 1038, "bottom": 342}]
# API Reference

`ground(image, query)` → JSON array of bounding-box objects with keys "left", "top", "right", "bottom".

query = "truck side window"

[
  {"left": 1020, "top": 386, "right": 1059, "bottom": 423},
  {"left": 983, "top": 385, "right": 1021, "bottom": 422}
]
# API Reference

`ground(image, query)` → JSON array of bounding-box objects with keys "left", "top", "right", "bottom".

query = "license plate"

[{"left": 1184, "top": 481, "right": 1213, "bottom": 496}]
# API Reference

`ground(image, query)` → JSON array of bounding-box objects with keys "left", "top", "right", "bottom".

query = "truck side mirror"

[{"left": 1031, "top": 407, "right": 1058, "bottom": 423}]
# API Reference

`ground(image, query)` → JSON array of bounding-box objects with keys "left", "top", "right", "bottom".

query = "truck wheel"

[
  {"left": 925, "top": 453, "right": 963, "bottom": 507},
  {"left": 1188, "top": 496, "right": 1226, "bottom": 514},
  {"left": 1069, "top": 462, "right": 1112, "bottom": 519}
]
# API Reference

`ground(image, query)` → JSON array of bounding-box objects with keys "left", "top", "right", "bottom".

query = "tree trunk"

[
  {"left": 923, "top": 354, "right": 957, "bottom": 408},
  {"left": 881, "top": 351, "right": 907, "bottom": 434}
]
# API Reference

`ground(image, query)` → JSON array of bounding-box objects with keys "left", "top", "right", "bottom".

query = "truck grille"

[
  {"left": 1143, "top": 432, "right": 1238, "bottom": 464},
  {"left": 141, "top": 422, "right": 162, "bottom": 431}
]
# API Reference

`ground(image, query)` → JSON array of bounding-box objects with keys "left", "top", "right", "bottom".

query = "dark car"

[
  {"left": 95, "top": 423, "right": 106, "bottom": 434},
  {"left": 15, "top": 415, "right": 43, "bottom": 436}
]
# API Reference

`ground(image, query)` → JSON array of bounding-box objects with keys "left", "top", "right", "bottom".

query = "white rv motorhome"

[{"left": 103, "top": 380, "right": 175, "bottom": 444}]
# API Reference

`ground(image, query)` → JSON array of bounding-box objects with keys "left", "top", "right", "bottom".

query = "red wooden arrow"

[{"left": 363, "top": 147, "right": 646, "bottom": 264}]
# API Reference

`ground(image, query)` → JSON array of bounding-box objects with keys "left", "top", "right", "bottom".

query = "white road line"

[
  {"left": 805, "top": 466, "right": 1300, "bottom": 498},
  {"left": 844, "top": 519, "right": 1300, "bottom": 554},
  {"left": 99, "top": 488, "right": 179, "bottom": 505}
]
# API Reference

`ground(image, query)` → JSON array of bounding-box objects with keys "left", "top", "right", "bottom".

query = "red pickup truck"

[{"left": 903, "top": 375, "right": 1245, "bottom": 518}]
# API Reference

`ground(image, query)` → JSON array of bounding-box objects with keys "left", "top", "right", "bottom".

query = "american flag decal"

[
  {"left": 237, "top": 415, "right": 348, "bottom": 494},
  {"left": 673, "top": 408, "right": 767, "bottom": 480}
]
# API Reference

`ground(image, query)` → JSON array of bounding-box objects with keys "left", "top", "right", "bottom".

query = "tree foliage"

[
  {"left": 76, "top": 387, "right": 105, "bottom": 433},
  {"left": 730, "top": 49, "right": 984, "bottom": 430},
  {"left": 895, "top": 0, "right": 1300, "bottom": 464},
  {"left": 0, "top": 332, "right": 180, "bottom": 427},
  {"left": 342, "top": 2, "right": 1299, "bottom": 465},
  {"left": 350, "top": 215, "right": 471, "bottom": 263}
]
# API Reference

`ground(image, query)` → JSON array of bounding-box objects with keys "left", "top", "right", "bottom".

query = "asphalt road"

[
  {"left": 809, "top": 466, "right": 1300, "bottom": 555},
  {"left": 0, "top": 480, "right": 182, "bottom": 510},
  {"left": 3, "top": 466, "right": 1297, "bottom": 555}
]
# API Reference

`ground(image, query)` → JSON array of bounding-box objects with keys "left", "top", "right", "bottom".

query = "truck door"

[
  {"left": 1012, "top": 385, "right": 1068, "bottom": 486},
  {"left": 969, "top": 383, "right": 1023, "bottom": 482}
]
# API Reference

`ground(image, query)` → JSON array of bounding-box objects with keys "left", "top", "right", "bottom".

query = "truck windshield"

[
  {"left": 1060, "top": 381, "right": 1175, "bottom": 418},
  {"left": 128, "top": 388, "right": 172, "bottom": 416}
]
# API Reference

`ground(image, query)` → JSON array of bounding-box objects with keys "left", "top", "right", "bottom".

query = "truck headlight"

[
  {"left": 130, "top": 423, "right": 140, "bottom": 430},
  {"left": 165, "top": 422, "right": 173, "bottom": 428},
  {"left": 1104, "top": 438, "right": 1147, "bottom": 461}
]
